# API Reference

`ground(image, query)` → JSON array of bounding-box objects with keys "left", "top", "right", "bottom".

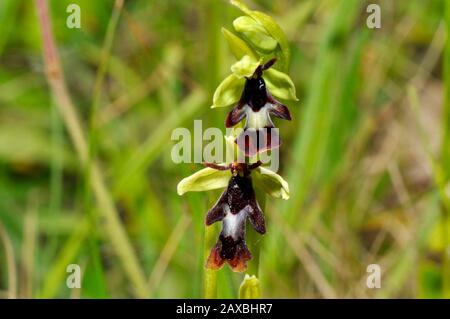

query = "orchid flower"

[
  {"left": 203, "top": 162, "right": 265, "bottom": 272},
  {"left": 177, "top": 140, "right": 289, "bottom": 272},
  {"left": 225, "top": 58, "right": 292, "bottom": 156}
]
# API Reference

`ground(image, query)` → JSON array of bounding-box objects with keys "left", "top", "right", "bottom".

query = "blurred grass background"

[{"left": 0, "top": 0, "right": 449, "bottom": 298}]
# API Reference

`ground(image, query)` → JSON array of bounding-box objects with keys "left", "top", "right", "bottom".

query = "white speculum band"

[
  {"left": 221, "top": 204, "right": 247, "bottom": 240},
  {"left": 244, "top": 103, "right": 274, "bottom": 129}
]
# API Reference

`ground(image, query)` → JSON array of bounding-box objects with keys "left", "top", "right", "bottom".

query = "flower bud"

[
  {"left": 233, "top": 16, "right": 278, "bottom": 53},
  {"left": 239, "top": 274, "right": 261, "bottom": 299},
  {"left": 230, "top": 0, "right": 290, "bottom": 71}
]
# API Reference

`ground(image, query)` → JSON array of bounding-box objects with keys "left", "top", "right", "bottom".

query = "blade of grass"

[
  {"left": 289, "top": 0, "right": 361, "bottom": 215},
  {"left": 113, "top": 89, "right": 206, "bottom": 196},
  {"left": 84, "top": 0, "right": 124, "bottom": 299},
  {"left": 147, "top": 213, "right": 191, "bottom": 295},
  {"left": 0, "top": 223, "right": 17, "bottom": 299},
  {"left": 264, "top": 0, "right": 361, "bottom": 291},
  {"left": 0, "top": 0, "right": 19, "bottom": 55},
  {"left": 39, "top": 218, "right": 89, "bottom": 298},
  {"left": 441, "top": 0, "right": 450, "bottom": 298},
  {"left": 20, "top": 211, "right": 37, "bottom": 298},
  {"left": 269, "top": 210, "right": 337, "bottom": 298},
  {"left": 34, "top": 0, "right": 150, "bottom": 298},
  {"left": 409, "top": 84, "right": 450, "bottom": 298}
]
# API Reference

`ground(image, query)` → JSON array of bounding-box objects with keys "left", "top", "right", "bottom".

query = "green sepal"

[
  {"left": 211, "top": 74, "right": 245, "bottom": 108},
  {"left": 231, "top": 55, "right": 261, "bottom": 78},
  {"left": 177, "top": 166, "right": 231, "bottom": 195},
  {"left": 264, "top": 68, "right": 298, "bottom": 101},
  {"left": 253, "top": 166, "right": 290, "bottom": 200},
  {"left": 221, "top": 27, "right": 258, "bottom": 60}
]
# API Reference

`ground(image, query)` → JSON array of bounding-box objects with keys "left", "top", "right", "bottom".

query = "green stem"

[
  {"left": 34, "top": 0, "right": 150, "bottom": 298},
  {"left": 203, "top": 224, "right": 217, "bottom": 298},
  {"left": 243, "top": 190, "right": 265, "bottom": 297},
  {"left": 246, "top": 226, "right": 261, "bottom": 277}
]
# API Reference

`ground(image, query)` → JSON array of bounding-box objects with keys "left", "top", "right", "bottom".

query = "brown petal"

[
  {"left": 227, "top": 240, "right": 252, "bottom": 272},
  {"left": 206, "top": 235, "right": 252, "bottom": 273},
  {"left": 246, "top": 203, "right": 266, "bottom": 234},
  {"left": 225, "top": 101, "right": 246, "bottom": 127},
  {"left": 205, "top": 191, "right": 228, "bottom": 225},
  {"left": 236, "top": 127, "right": 281, "bottom": 157},
  {"left": 268, "top": 96, "right": 291, "bottom": 120},
  {"left": 205, "top": 242, "right": 226, "bottom": 270}
]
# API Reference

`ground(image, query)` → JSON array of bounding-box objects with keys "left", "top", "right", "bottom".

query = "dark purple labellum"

[
  {"left": 235, "top": 127, "right": 280, "bottom": 157},
  {"left": 225, "top": 58, "right": 292, "bottom": 156},
  {"left": 204, "top": 163, "right": 265, "bottom": 272}
]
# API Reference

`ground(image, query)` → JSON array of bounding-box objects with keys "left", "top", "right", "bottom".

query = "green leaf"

[
  {"left": 231, "top": 55, "right": 261, "bottom": 78},
  {"left": 221, "top": 27, "right": 258, "bottom": 60},
  {"left": 211, "top": 74, "right": 245, "bottom": 108},
  {"left": 264, "top": 68, "right": 298, "bottom": 101},
  {"left": 230, "top": 0, "right": 290, "bottom": 71},
  {"left": 233, "top": 16, "right": 278, "bottom": 53},
  {"left": 239, "top": 274, "right": 261, "bottom": 299},
  {"left": 177, "top": 166, "right": 231, "bottom": 195},
  {"left": 253, "top": 166, "right": 290, "bottom": 199}
]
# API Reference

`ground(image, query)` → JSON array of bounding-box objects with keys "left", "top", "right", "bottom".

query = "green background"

[{"left": 0, "top": 0, "right": 449, "bottom": 298}]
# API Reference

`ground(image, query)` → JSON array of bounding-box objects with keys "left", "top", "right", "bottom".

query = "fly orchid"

[
  {"left": 225, "top": 58, "right": 291, "bottom": 156},
  {"left": 176, "top": 0, "right": 295, "bottom": 276},
  {"left": 177, "top": 138, "right": 289, "bottom": 272},
  {"left": 203, "top": 162, "right": 265, "bottom": 271}
]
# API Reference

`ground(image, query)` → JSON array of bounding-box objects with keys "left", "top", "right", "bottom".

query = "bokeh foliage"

[{"left": 0, "top": 0, "right": 449, "bottom": 298}]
